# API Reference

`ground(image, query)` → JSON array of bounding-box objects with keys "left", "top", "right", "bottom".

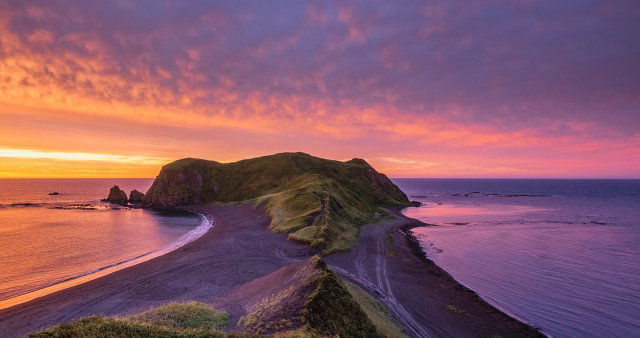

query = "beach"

[{"left": 0, "top": 204, "right": 541, "bottom": 337}]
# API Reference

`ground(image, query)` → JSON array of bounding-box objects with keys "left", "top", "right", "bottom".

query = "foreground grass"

[
  {"left": 130, "top": 301, "right": 229, "bottom": 331},
  {"left": 30, "top": 302, "right": 243, "bottom": 338},
  {"left": 29, "top": 316, "right": 230, "bottom": 338}
]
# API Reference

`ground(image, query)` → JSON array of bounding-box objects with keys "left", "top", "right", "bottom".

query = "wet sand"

[{"left": 0, "top": 204, "right": 542, "bottom": 337}]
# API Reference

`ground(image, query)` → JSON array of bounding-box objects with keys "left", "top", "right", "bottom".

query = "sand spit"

[{"left": 0, "top": 204, "right": 542, "bottom": 337}]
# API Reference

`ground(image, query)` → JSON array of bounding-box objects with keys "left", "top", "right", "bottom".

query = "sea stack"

[
  {"left": 129, "top": 189, "right": 145, "bottom": 204},
  {"left": 104, "top": 185, "right": 128, "bottom": 205}
]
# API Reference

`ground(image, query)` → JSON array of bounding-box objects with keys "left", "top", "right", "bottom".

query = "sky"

[{"left": 1, "top": 0, "right": 639, "bottom": 178}]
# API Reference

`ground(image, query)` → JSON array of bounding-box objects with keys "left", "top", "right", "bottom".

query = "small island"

[
  {"left": 2, "top": 153, "right": 542, "bottom": 337},
  {"left": 102, "top": 185, "right": 128, "bottom": 206}
]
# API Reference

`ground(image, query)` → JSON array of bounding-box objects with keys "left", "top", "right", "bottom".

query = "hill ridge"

[{"left": 143, "top": 152, "right": 410, "bottom": 253}]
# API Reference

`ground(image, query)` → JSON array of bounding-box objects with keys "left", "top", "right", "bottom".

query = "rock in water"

[
  {"left": 129, "top": 189, "right": 145, "bottom": 203},
  {"left": 104, "top": 185, "right": 128, "bottom": 205}
]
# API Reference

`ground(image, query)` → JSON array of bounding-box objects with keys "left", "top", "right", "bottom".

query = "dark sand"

[{"left": 0, "top": 205, "right": 542, "bottom": 338}]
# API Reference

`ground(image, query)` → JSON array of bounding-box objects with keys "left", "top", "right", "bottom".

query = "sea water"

[
  {"left": 394, "top": 179, "right": 640, "bottom": 337},
  {"left": 0, "top": 178, "right": 204, "bottom": 304}
]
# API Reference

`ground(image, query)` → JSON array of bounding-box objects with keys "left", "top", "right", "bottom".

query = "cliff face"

[
  {"left": 143, "top": 152, "right": 410, "bottom": 253},
  {"left": 142, "top": 164, "right": 205, "bottom": 209}
]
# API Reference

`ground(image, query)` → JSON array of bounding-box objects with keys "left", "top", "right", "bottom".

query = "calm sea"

[
  {"left": 0, "top": 178, "right": 205, "bottom": 304},
  {"left": 393, "top": 178, "right": 640, "bottom": 338}
]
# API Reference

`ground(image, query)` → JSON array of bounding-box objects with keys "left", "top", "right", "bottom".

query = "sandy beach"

[{"left": 0, "top": 204, "right": 541, "bottom": 337}]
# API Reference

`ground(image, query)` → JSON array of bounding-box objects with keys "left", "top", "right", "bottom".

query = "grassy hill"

[{"left": 143, "top": 152, "right": 410, "bottom": 253}]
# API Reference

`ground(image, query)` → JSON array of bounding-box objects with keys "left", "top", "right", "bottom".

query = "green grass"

[
  {"left": 447, "top": 304, "right": 469, "bottom": 316},
  {"left": 369, "top": 207, "right": 394, "bottom": 223},
  {"left": 130, "top": 301, "right": 229, "bottom": 330},
  {"left": 343, "top": 280, "right": 407, "bottom": 338},
  {"left": 145, "top": 152, "right": 411, "bottom": 253},
  {"left": 29, "top": 302, "right": 245, "bottom": 338},
  {"left": 384, "top": 230, "right": 399, "bottom": 257},
  {"left": 29, "top": 316, "right": 229, "bottom": 338},
  {"left": 237, "top": 256, "right": 384, "bottom": 337},
  {"left": 300, "top": 258, "right": 383, "bottom": 338}
]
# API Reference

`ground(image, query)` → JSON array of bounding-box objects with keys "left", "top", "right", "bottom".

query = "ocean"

[
  {"left": 0, "top": 178, "right": 206, "bottom": 306},
  {"left": 393, "top": 178, "right": 640, "bottom": 338}
]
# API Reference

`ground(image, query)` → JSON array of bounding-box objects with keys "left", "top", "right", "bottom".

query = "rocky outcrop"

[
  {"left": 103, "top": 185, "right": 128, "bottom": 205},
  {"left": 409, "top": 200, "right": 423, "bottom": 207},
  {"left": 142, "top": 165, "right": 204, "bottom": 209},
  {"left": 128, "top": 189, "right": 145, "bottom": 204}
]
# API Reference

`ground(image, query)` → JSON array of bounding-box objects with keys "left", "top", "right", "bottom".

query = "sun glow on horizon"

[
  {"left": 0, "top": 148, "right": 170, "bottom": 164},
  {"left": 0, "top": 148, "right": 172, "bottom": 178}
]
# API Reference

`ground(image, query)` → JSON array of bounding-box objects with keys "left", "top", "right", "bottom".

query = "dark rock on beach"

[
  {"left": 128, "top": 189, "right": 145, "bottom": 204},
  {"left": 102, "top": 185, "right": 128, "bottom": 205},
  {"left": 48, "top": 192, "right": 60, "bottom": 195},
  {"left": 409, "top": 200, "right": 423, "bottom": 207}
]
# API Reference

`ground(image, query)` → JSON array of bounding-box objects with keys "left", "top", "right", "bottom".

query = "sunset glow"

[{"left": 1, "top": 1, "right": 639, "bottom": 178}]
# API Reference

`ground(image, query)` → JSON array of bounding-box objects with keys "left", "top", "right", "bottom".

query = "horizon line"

[{"left": 1, "top": 176, "right": 639, "bottom": 180}]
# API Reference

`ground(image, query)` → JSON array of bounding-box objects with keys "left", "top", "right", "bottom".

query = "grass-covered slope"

[
  {"left": 235, "top": 256, "right": 389, "bottom": 337},
  {"left": 30, "top": 302, "right": 240, "bottom": 338},
  {"left": 143, "top": 152, "right": 410, "bottom": 253}
]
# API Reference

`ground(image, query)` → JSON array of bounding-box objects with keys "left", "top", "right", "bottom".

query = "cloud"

[
  {"left": 0, "top": 0, "right": 639, "bottom": 177},
  {"left": 0, "top": 147, "right": 169, "bottom": 164}
]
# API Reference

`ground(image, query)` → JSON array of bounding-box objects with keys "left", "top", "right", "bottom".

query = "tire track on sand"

[{"left": 330, "top": 237, "right": 432, "bottom": 338}]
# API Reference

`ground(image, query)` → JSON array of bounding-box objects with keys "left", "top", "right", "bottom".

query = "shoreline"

[
  {"left": 0, "top": 210, "right": 212, "bottom": 311},
  {"left": 0, "top": 204, "right": 543, "bottom": 337},
  {"left": 324, "top": 207, "right": 544, "bottom": 337},
  {"left": 398, "top": 218, "right": 545, "bottom": 335}
]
